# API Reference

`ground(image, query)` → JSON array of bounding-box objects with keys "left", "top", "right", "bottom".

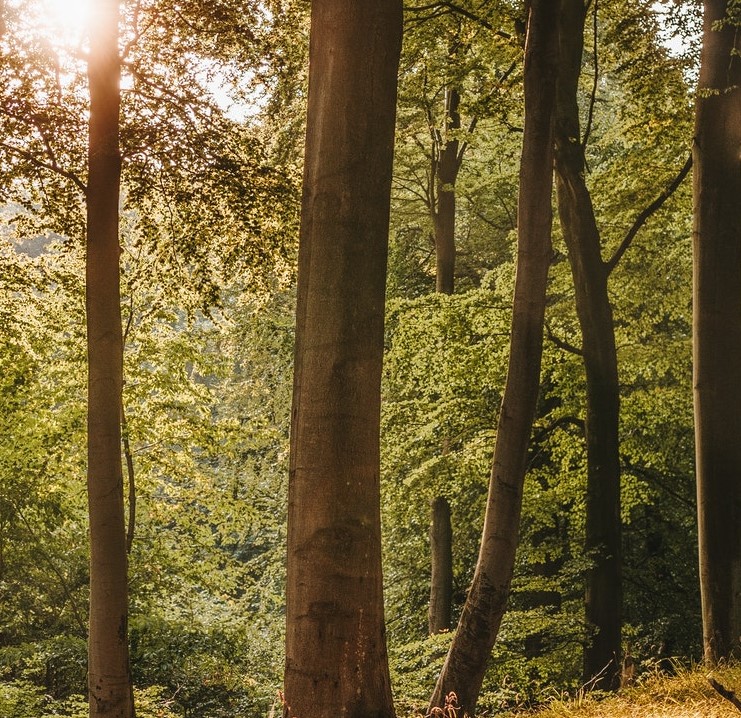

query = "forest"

[{"left": 1, "top": 0, "right": 740, "bottom": 717}]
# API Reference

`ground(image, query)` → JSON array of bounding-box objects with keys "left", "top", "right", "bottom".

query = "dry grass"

[{"left": 499, "top": 665, "right": 741, "bottom": 718}]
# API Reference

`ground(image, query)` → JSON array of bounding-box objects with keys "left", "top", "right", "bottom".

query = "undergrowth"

[{"left": 495, "top": 663, "right": 741, "bottom": 718}]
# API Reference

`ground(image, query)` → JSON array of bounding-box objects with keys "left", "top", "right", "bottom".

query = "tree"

[
  {"left": 553, "top": 0, "right": 622, "bottom": 690},
  {"left": 429, "top": 2, "right": 558, "bottom": 714},
  {"left": 553, "top": 0, "right": 696, "bottom": 687},
  {"left": 429, "top": 496, "right": 454, "bottom": 635},
  {"left": 282, "top": 1, "right": 402, "bottom": 717},
  {"left": 392, "top": 2, "right": 521, "bottom": 636},
  {"left": 693, "top": 0, "right": 741, "bottom": 664},
  {"left": 85, "top": 1, "right": 135, "bottom": 716}
]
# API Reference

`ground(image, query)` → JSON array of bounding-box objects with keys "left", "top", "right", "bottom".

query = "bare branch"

[
  {"left": 582, "top": 0, "right": 599, "bottom": 148},
  {"left": 0, "top": 141, "right": 87, "bottom": 194},
  {"left": 709, "top": 678, "right": 741, "bottom": 713},
  {"left": 546, "top": 321, "right": 582, "bottom": 356},
  {"left": 456, "top": 115, "right": 478, "bottom": 167},
  {"left": 606, "top": 153, "right": 692, "bottom": 274}
]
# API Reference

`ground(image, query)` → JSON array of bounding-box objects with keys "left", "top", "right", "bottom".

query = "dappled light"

[{"left": 1, "top": 0, "right": 738, "bottom": 717}]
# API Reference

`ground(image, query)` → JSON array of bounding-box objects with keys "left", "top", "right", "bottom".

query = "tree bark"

[
  {"left": 428, "top": 3, "right": 558, "bottom": 714},
  {"left": 86, "top": 1, "right": 134, "bottom": 716},
  {"left": 429, "top": 83, "right": 461, "bottom": 631},
  {"left": 693, "top": 0, "right": 741, "bottom": 665},
  {"left": 429, "top": 496, "right": 453, "bottom": 634},
  {"left": 283, "top": 2, "right": 402, "bottom": 718},
  {"left": 432, "top": 87, "right": 461, "bottom": 295},
  {"left": 554, "top": 0, "right": 622, "bottom": 691}
]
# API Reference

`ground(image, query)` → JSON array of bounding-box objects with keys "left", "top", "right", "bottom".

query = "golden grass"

[{"left": 499, "top": 665, "right": 741, "bottom": 718}]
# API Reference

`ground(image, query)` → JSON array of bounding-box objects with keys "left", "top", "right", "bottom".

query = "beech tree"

[
  {"left": 553, "top": 0, "right": 694, "bottom": 687},
  {"left": 429, "top": 495, "right": 454, "bottom": 634},
  {"left": 394, "top": 2, "right": 518, "bottom": 636},
  {"left": 429, "top": 2, "right": 558, "bottom": 714},
  {"left": 693, "top": 0, "right": 741, "bottom": 664},
  {"left": 553, "top": 0, "right": 622, "bottom": 689},
  {"left": 282, "top": 2, "right": 402, "bottom": 717},
  {"left": 85, "top": 1, "right": 134, "bottom": 715}
]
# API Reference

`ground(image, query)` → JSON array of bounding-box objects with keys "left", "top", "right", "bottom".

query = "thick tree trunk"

[
  {"left": 283, "top": 2, "right": 402, "bottom": 718},
  {"left": 429, "top": 496, "right": 453, "bottom": 634},
  {"left": 428, "top": 4, "right": 558, "bottom": 714},
  {"left": 693, "top": 0, "right": 741, "bottom": 665},
  {"left": 554, "top": 0, "right": 622, "bottom": 690},
  {"left": 86, "top": 1, "right": 133, "bottom": 717}
]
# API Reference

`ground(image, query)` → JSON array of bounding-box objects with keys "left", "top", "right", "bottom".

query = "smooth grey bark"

[
  {"left": 428, "top": 3, "right": 558, "bottom": 714},
  {"left": 283, "top": 2, "right": 402, "bottom": 717},
  {"left": 693, "top": 0, "right": 741, "bottom": 664}
]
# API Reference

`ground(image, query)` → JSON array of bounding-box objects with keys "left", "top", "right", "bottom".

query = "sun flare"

[{"left": 42, "top": 0, "right": 90, "bottom": 40}]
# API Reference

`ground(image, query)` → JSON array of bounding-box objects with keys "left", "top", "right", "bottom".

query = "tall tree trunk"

[
  {"left": 428, "top": 4, "right": 558, "bottom": 714},
  {"left": 429, "top": 496, "right": 453, "bottom": 634},
  {"left": 86, "top": 1, "right": 133, "bottom": 716},
  {"left": 554, "top": 0, "right": 622, "bottom": 691},
  {"left": 283, "top": 2, "right": 402, "bottom": 717},
  {"left": 693, "top": 0, "right": 741, "bottom": 664},
  {"left": 433, "top": 87, "right": 461, "bottom": 295},
  {"left": 556, "top": 0, "right": 622, "bottom": 689}
]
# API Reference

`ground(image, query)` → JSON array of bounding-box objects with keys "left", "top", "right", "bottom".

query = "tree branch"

[
  {"left": 606, "top": 153, "right": 692, "bottom": 274},
  {"left": 14, "top": 504, "right": 88, "bottom": 636},
  {"left": 546, "top": 322, "right": 582, "bottom": 356},
  {"left": 532, "top": 415, "right": 586, "bottom": 445},
  {"left": 456, "top": 115, "right": 478, "bottom": 167},
  {"left": 582, "top": 0, "right": 599, "bottom": 149},
  {"left": 0, "top": 142, "right": 87, "bottom": 195},
  {"left": 122, "top": 294, "right": 137, "bottom": 555},
  {"left": 709, "top": 678, "right": 741, "bottom": 713},
  {"left": 404, "top": 0, "right": 512, "bottom": 39}
]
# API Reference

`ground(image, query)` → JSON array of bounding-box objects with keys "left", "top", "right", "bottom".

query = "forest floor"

[{"left": 500, "top": 664, "right": 741, "bottom": 718}]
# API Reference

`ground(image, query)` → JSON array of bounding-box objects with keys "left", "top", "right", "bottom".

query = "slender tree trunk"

[
  {"left": 693, "top": 0, "right": 741, "bottom": 664},
  {"left": 283, "top": 2, "right": 402, "bottom": 717},
  {"left": 433, "top": 87, "right": 461, "bottom": 295},
  {"left": 553, "top": 0, "right": 622, "bottom": 691},
  {"left": 86, "top": 1, "right": 133, "bottom": 717},
  {"left": 429, "top": 496, "right": 453, "bottom": 634},
  {"left": 428, "top": 4, "right": 558, "bottom": 714},
  {"left": 428, "top": 83, "right": 462, "bottom": 634}
]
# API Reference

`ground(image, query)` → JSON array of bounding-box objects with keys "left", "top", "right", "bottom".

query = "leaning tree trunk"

[
  {"left": 553, "top": 0, "right": 622, "bottom": 691},
  {"left": 86, "top": 1, "right": 133, "bottom": 716},
  {"left": 693, "top": 0, "right": 741, "bottom": 665},
  {"left": 428, "top": 4, "right": 558, "bottom": 715},
  {"left": 283, "top": 2, "right": 402, "bottom": 718}
]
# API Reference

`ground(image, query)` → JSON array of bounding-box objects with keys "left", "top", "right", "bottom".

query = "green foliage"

[
  {"left": 382, "top": 285, "right": 512, "bottom": 640},
  {"left": 0, "top": 636, "right": 87, "bottom": 698},
  {"left": 0, "top": 235, "right": 88, "bottom": 645},
  {"left": 0, "top": 0, "right": 709, "bottom": 712},
  {"left": 391, "top": 1, "right": 523, "bottom": 298},
  {"left": 0, "top": 680, "right": 180, "bottom": 718},
  {"left": 0, "top": 680, "right": 47, "bottom": 718},
  {"left": 0, "top": 229, "right": 291, "bottom": 715},
  {"left": 130, "top": 615, "right": 279, "bottom": 718},
  {"left": 390, "top": 632, "right": 454, "bottom": 715}
]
